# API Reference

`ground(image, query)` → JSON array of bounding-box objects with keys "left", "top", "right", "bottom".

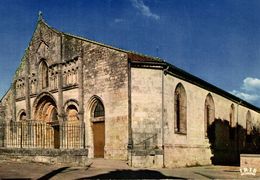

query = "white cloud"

[
  {"left": 230, "top": 90, "right": 260, "bottom": 102},
  {"left": 242, "top": 77, "right": 260, "bottom": 92},
  {"left": 230, "top": 77, "right": 260, "bottom": 105},
  {"left": 130, "top": 0, "right": 160, "bottom": 20},
  {"left": 114, "top": 18, "right": 124, "bottom": 23}
]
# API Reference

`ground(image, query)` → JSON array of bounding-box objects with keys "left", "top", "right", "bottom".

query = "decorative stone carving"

[
  {"left": 49, "top": 66, "right": 58, "bottom": 90},
  {"left": 63, "top": 59, "right": 79, "bottom": 87},
  {"left": 30, "top": 73, "right": 37, "bottom": 94},
  {"left": 16, "top": 78, "right": 25, "bottom": 98}
]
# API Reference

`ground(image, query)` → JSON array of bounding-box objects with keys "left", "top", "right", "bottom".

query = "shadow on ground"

[
  {"left": 78, "top": 169, "right": 185, "bottom": 179},
  {"left": 38, "top": 167, "right": 69, "bottom": 180}
]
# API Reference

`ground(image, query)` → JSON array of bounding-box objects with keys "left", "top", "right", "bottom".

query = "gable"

[
  {"left": 36, "top": 41, "right": 49, "bottom": 58},
  {"left": 25, "top": 20, "right": 61, "bottom": 75}
]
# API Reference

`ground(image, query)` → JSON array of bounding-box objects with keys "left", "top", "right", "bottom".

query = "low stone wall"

[
  {"left": 240, "top": 154, "right": 260, "bottom": 170},
  {"left": 129, "top": 145, "right": 212, "bottom": 168},
  {"left": 164, "top": 145, "right": 212, "bottom": 168},
  {"left": 0, "top": 148, "right": 89, "bottom": 166},
  {"left": 129, "top": 149, "right": 163, "bottom": 168}
]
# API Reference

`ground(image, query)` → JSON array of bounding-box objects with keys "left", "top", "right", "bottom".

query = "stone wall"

[
  {"left": 82, "top": 42, "right": 129, "bottom": 160},
  {"left": 1, "top": 90, "right": 14, "bottom": 121},
  {"left": 240, "top": 154, "right": 260, "bottom": 170},
  {"left": 2, "top": 20, "right": 130, "bottom": 161},
  {"left": 0, "top": 148, "right": 88, "bottom": 166},
  {"left": 130, "top": 67, "right": 260, "bottom": 168},
  {"left": 163, "top": 73, "right": 212, "bottom": 167},
  {"left": 0, "top": 104, "right": 5, "bottom": 122},
  {"left": 130, "top": 68, "right": 163, "bottom": 167},
  {"left": 16, "top": 100, "right": 26, "bottom": 120},
  {"left": 0, "top": 105, "right": 5, "bottom": 147}
]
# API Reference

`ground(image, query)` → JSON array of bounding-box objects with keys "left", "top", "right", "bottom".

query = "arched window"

[
  {"left": 94, "top": 101, "right": 105, "bottom": 118},
  {"left": 64, "top": 100, "right": 79, "bottom": 121},
  {"left": 204, "top": 93, "right": 215, "bottom": 137},
  {"left": 39, "top": 60, "right": 49, "bottom": 89},
  {"left": 19, "top": 111, "right": 26, "bottom": 121},
  {"left": 230, "top": 104, "right": 235, "bottom": 127},
  {"left": 246, "top": 111, "right": 252, "bottom": 135},
  {"left": 174, "top": 83, "right": 187, "bottom": 134}
]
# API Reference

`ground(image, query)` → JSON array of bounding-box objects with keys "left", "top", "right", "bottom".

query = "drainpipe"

[
  {"left": 236, "top": 101, "right": 241, "bottom": 164},
  {"left": 161, "top": 65, "right": 169, "bottom": 168},
  {"left": 127, "top": 59, "right": 133, "bottom": 166}
]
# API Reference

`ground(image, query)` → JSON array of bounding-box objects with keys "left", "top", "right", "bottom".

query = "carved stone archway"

[
  {"left": 33, "top": 92, "right": 58, "bottom": 122},
  {"left": 33, "top": 92, "right": 59, "bottom": 148}
]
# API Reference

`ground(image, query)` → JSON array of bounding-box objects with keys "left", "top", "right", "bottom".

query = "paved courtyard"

[{"left": 0, "top": 159, "right": 259, "bottom": 179}]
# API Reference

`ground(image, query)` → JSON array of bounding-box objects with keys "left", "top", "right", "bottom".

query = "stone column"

[
  {"left": 58, "top": 35, "right": 65, "bottom": 122},
  {"left": 12, "top": 81, "right": 17, "bottom": 122},
  {"left": 59, "top": 35, "right": 65, "bottom": 149},
  {"left": 127, "top": 60, "right": 133, "bottom": 154},
  {"left": 78, "top": 57, "right": 84, "bottom": 122},
  {"left": 78, "top": 56, "right": 85, "bottom": 148},
  {"left": 57, "top": 63, "right": 64, "bottom": 121},
  {"left": 25, "top": 57, "right": 31, "bottom": 119}
]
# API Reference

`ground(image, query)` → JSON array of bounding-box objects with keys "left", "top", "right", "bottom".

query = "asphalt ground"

[{"left": 0, "top": 159, "right": 259, "bottom": 179}]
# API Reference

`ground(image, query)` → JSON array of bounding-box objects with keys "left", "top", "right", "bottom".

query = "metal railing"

[
  {"left": 0, "top": 120, "right": 85, "bottom": 149},
  {"left": 133, "top": 132, "right": 158, "bottom": 150}
]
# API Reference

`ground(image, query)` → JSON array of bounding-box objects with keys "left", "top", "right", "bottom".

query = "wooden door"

[
  {"left": 93, "top": 121, "right": 105, "bottom": 158},
  {"left": 53, "top": 125, "right": 60, "bottom": 149}
]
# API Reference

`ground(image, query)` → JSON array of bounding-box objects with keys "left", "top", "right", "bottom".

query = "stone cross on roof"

[{"left": 38, "top": 11, "right": 43, "bottom": 21}]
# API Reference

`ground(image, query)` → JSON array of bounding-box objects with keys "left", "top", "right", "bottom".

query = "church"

[{"left": 0, "top": 15, "right": 260, "bottom": 168}]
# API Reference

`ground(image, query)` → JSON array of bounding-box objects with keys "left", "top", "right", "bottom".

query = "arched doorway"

[
  {"left": 18, "top": 110, "right": 26, "bottom": 121},
  {"left": 90, "top": 98, "right": 105, "bottom": 158},
  {"left": 34, "top": 93, "right": 59, "bottom": 148},
  {"left": 34, "top": 95, "right": 57, "bottom": 122}
]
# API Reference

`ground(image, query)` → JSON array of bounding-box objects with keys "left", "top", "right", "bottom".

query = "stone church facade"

[{"left": 0, "top": 16, "right": 260, "bottom": 168}]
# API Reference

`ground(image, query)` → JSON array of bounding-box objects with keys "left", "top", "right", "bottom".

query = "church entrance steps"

[{"left": 88, "top": 158, "right": 129, "bottom": 169}]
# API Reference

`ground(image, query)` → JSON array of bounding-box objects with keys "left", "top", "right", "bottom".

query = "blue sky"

[{"left": 1, "top": 0, "right": 260, "bottom": 106}]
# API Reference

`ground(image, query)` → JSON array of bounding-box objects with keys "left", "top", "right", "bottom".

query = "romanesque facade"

[{"left": 0, "top": 16, "right": 260, "bottom": 168}]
